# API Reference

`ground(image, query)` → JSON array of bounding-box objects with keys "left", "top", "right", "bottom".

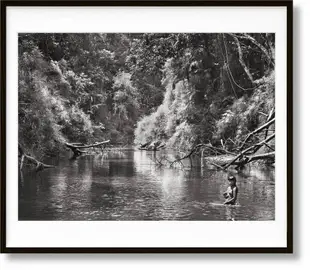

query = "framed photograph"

[{"left": 0, "top": 0, "right": 293, "bottom": 253}]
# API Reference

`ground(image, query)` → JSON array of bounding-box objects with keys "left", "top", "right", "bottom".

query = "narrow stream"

[{"left": 19, "top": 150, "right": 275, "bottom": 221}]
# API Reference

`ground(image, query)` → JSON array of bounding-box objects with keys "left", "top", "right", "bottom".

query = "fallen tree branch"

[
  {"left": 167, "top": 143, "right": 236, "bottom": 168},
  {"left": 208, "top": 145, "right": 236, "bottom": 156},
  {"left": 209, "top": 161, "right": 227, "bottom": 169},
  {"left": 239, "top": 118, "right": 275, "bottom": 150},
  {"left": 263, "top": 142, "right": 275, "bottom": 151},
  {"left": 252, "top": 133, "right": 275, "bottom": 154},
  {"left": 169, "top": 144, "right": 204, "bottom": 167},
  {"left": 70, "top": 142, "right": 85, "bottom": 146},
  {"left": 65, "top": 140, "right": 110, "bottom": 157},
  {"left": 265, "top": 107, "right": 275, "bottom": 139},
  {"left": 138, "top": 140, "right": 166, "bottom": 151},
  {"left": 65, "top": 140, "right": 110, "bottom": 149},
  {"left": 247, "top": 151, "right": 275, "bottom": 162},
  {"left": 19, "top": 144, "right": 55, "bottom": 172},
  {"left": 205, "top": 151, "right": 274, "bottom": 169},
  {"left": 223, "top": 133, "right": 275, "bottom": 169},
  {"left": 233, "top": 152, "right": 275, "bottom": 169},
  {"left": 65, "top": 144, "right": 87, "bottom": 157}
]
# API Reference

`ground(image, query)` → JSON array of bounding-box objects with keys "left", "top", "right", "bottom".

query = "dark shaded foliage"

[{"left": 18, "top": 33, "right": 274, "bottom": 157}]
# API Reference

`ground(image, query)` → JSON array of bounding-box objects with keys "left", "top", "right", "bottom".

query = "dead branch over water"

[
  {"left": 19, "top": 144, "right": 55, "bottom": 172},
  {"left": 161, "top": 114, "right": 275, "bottom": 170},
  {"left": 19, "top": 140, "right": 111, "bottom": 171},
  {"left": 65, "top": 140, "right": 111, "bottom": 158}
]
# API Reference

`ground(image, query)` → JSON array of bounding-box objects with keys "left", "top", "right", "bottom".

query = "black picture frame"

[{"left": 0, "top": 0, "right": 293, "bottom": 254}]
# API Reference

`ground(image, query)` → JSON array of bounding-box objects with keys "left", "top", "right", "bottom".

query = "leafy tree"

[{"left": 18, "top": 33, "right": 275, "bottom": 156}]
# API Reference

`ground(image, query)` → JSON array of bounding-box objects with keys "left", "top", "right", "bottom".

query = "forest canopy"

[{"left": 18, "top": 33, "right": 275, "bottom": 158}]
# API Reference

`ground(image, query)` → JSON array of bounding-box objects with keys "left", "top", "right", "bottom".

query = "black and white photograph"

[
  {"left": 1, "top": 1, "right": 292, "bottom": 253},
  {"left": 18, "top": 32, "right": 276, "bottom": 221}
]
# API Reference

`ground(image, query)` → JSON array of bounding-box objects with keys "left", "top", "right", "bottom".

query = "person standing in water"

[{"left": 223, "top": 176, "right": 238, "bottom": 205}]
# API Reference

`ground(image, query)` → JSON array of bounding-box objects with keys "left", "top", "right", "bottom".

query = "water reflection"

[{"left": 19, "top": 150, "right": 275, "bottom": 221}]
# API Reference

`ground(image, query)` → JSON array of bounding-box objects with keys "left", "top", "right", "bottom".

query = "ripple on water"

[{"left": 18, "top": 152, "right": 275, "bottom": 221}]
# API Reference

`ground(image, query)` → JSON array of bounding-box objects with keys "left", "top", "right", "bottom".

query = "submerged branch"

[{"left": 19, "top": 143, "right": 55, "bottom": 172}]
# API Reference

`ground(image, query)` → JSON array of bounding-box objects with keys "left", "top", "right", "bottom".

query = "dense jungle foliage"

[{"left": 18, "top": 33, "right": 275, "bottom": 157}]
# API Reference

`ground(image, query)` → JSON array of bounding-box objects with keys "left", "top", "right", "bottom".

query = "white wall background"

[{"left": 0, "top": 0, "right": 309, "bottom": 268}]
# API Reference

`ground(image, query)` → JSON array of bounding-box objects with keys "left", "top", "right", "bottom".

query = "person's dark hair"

[{"left": 228, "top": 176, "right": 236, "bottom": 182}]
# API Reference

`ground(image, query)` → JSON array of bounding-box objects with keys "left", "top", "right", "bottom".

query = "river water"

[{"left": 19, "top": 150, "right": 275, "bottom": 221}]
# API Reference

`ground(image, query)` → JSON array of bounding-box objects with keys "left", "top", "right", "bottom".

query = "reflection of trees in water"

[
  {"left": 133, "top": 151, "right": 190, "bottom": 219},
  {"left": 19, "top": 151, "right": 275, "bottom": 220},
  {"left": 93, "top": 152, "right": 135, "bottom": 177},
  {"left": 239, "top": 166, "right": 275, "bottom": 181},
  {"left": 40, "top": 156, "right": 95, "bottom": 218},
  {"left": 238, "top": 168, "right": 274, "bottom": 206},
  {"left": 134, "top": 151, "right": 275, "bottom": 220},
  {"left": 19, "top": 170, "right": 43, "bottom": 219},
  {"left": 137, "top": 152, "right": 219, "bottom": 216},
  {"left": 93, "top": 154, "right": 110, "bottom": 168},
  {"left": 108, "top": 161, "right": 135, "bottom": 177}
]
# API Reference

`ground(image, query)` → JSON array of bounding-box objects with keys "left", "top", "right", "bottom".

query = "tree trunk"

[{"left": 65, "top": 140, "right": 110, "bottom": 158}]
